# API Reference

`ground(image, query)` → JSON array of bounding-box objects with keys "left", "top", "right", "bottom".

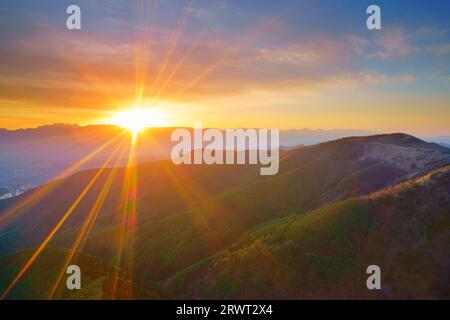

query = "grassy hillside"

[
  {"left": 167, "top": 199, "right": 374, "bottom": 299},
  {"left": 1, "top": 134, "right": 449, "bottom": 299},
  {"left": 166, "top": 166, "right": 450, "bottom": 299},
  {"left": 0, "top": 247, "right": 122, "bottom": 300}
]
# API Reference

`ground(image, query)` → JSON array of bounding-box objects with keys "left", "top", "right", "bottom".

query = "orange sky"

[{"left": 0, "top": 1, "right": 449, "bottom": 136}]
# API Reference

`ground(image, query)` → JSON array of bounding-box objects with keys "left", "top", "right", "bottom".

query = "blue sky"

[{"left": 0, "top": 1, "right": 449, "bottom": 135}]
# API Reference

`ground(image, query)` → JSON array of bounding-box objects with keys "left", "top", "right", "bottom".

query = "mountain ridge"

[
  {"left": 166, "top": 165, "right": 450, "bottom": 299},
  {"left": 0, "top": 133, "right": 449, "bottom": 299}
]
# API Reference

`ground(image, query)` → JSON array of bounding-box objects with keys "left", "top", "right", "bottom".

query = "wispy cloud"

[
  {"left": 0, "top": 0, "right": 449, "bottom": 133},
  {"left": 349, "top": 28, "right": 414, "bottom": 60}
]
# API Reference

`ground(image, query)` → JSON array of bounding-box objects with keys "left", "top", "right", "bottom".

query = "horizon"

[{"left": 2, "top": 123, "right": 450, "bottom": 140}]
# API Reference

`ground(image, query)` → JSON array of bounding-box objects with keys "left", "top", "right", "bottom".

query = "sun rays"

[
  {"left": 0, "top": 135, "right": 128, "bottom": 300},
  {"left": 0, "top": 0, "right": 232, "bottom": 300},
  {"left": 47, "top": 139, "right": 129, "bottom": 299}
]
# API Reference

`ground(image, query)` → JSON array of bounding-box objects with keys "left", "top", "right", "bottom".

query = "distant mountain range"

[
  {"left": 0, "top": 132, "right": 449, "bottom": 299},
  {"left": 422, "top": 136, "right": 450, "bottom": 150},
  {"left": 3, "top": 123, "right": 447, "bottom": 199},
  {"left": 0, "top": 124, "right": 172, "bottom": 198},
  {"left": 0, "top": 124, "right": 377, "bottom": 198}
]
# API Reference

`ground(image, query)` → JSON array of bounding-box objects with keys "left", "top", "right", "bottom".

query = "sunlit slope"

[
  {"left": 167, "top": 166, "right": 450, "bottom": 299},
  {"left": 0, "top": 247, "right": 123, "bottom": 300},
  {"left": 128, "top": 134, "right": 449, "bottom": 283},
  {"left": 0, "top": 163, "right": 260, "bottom": 256},
  {"left": 0, "top": 134, "right": 449, "bottom": 299}
]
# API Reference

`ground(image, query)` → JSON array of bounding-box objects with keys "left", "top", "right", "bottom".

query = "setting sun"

[{"left": 107, "top": 108, "right": 169, "bottom": 133}]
